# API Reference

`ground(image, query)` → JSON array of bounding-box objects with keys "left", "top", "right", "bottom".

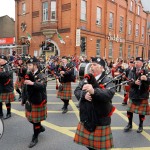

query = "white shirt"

[{"left": 95, "top": 74, "right": 102, "bottom": 81}]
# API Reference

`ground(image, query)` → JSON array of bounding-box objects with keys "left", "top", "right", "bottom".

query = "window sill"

[
  {"left": 96, "top": 23, "right": 101, "bottom": 27},
  {"left": 80, "top": 19, "right": 87, "bottom": 23}
]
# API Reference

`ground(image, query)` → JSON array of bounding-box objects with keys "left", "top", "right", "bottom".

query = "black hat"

[
  {"left": 62, "top": 56, "right": 68, "bottom": 59},
  {"left": 136, "top": 57, "right": 143, "bottom": 62},
  {"left": 0, "top": 55, "right": 7, "bottom": 61},
  {"left": 27, "top": 56, "right": 39, "bottom": 64},
  {"left": 91, "top": 57, "right": 105, "bottom": 68}
]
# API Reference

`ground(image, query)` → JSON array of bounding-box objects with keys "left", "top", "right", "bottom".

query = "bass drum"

[{"left": 78, "top": 63, "right": 91, "bottom": 80}]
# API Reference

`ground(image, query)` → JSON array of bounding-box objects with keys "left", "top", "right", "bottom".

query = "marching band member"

[
  {"left": 14, "top": 57, "right": 27, "bottom": 101},
  {"left": 22, "top": 57, "right": 47, "bottom": 148},
  {"left": 0, "top": 55, "right": 16, "bottom": 119},
  {"left": 122, "top": 60, "right": 134, "bottom": 105},
  {"left": 56, "top": 56, "right": 74, "bottom": 114},
  {"left": 74, "top": 57, "right": 116, "bottom": 150},
  {"left": 124, "top": 57, "right": 150, "bottom": 133}
]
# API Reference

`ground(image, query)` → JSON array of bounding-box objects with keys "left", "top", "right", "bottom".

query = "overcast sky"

[{"left": 0, "top": 0, "right": 150, "bottom": 20}]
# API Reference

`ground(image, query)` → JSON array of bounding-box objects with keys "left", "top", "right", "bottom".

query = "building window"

[
  {"left": 51, "top": 1, "right": 56, "bottom": 20},
  {"left": 135, "top": 24, "right": 139, "bottom": 37},
  {"left": 80, "top": 37, "right": 86, "bottom": 55},
  {"left": 130, "top": 1, "right": 133, "bottom": 11},
  {"left": 96, "top": 39, "right": 101, "bottom": 56},
  {"left": 96, "top": 7, "right": 102, "bottom": 25},
  {"left": 109, "top": 42, "right": 113, "bottom": 57},
  {"left": 120, "top": 16, "right": 124, "bottom": 32},
  {"left": 137, "top": 5, "right": 140, "bottom": 15},
  {"left": 128, "top": 45, "right": 131, "bottom": 58},
  {"left": 109, "top": 12, "right": 114, "bottom": 29},
  {"left": 22, "top": 3, "right": 26, "bottom": 14},
  {"left": 135, "top": 46, "right": 138, "bottom": 57},
  {"left": 119, "top": 44, "right": 123, "bottom": 58},
  {"left": 128, "top": 20, "right": 132, "bottom": 35},
  {"left": 142, "top": 26, "right": 144, "bottom": 39},
  {"left": 42, "top": 2, "right": 48, "bottom": 21},
  {"left": 81, "top": 0, "right": 87, "bottom": 21}
]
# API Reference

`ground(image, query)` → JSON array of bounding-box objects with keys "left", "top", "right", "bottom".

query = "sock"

[
  {"left": 124, "top": 93, "right": 128, "bottom": 103},
  {"left": 33, "top": 122, "right": 41, "bottom": 138},
  {"left": 64, "top": 100, "right": 69, "bottom": 108},
  {"left": 139, "top": 115, "right": 145, "bottom": 127},
  {"left": 0, "top": 102, "right": 3, "bottom": 115},
  {"left": 127, "top": 111, "right": 133, "bottom": 125},
  {"left": 6, "top": 103, "right": 11, "bottom": 114}
]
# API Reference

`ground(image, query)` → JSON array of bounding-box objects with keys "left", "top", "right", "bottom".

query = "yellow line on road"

[
  {"left": 47, "top": 111, "right": 79, "bottom": 114},
  {"left": 69, "top": 100, "right": 80, "bottom": 121},
  {"left": 5, "top": 108, "right": 75, "bottom": 138}
]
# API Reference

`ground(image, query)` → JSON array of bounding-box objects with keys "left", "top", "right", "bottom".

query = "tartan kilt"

[
  {"left": 127, "top": 99, "right": 150, "bottom": 115},
  {"left": 26, "top": 103, "right": 47, "bottom": 123},
  {"left": 14, "top": 77, "right": 24, "bottom": 89},
  {"left": 0, "top": 91, "right": 16, "bottom": 103},
  {"left": 74, "top": 122, "right": 114, "bottom": 150},
  {"left": 57, "top": 82, "right": 72, "bottom": 100}
]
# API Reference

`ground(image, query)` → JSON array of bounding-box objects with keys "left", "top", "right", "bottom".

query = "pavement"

[{"left": 1, "top": 78, "right": 150, "bottom": 150}]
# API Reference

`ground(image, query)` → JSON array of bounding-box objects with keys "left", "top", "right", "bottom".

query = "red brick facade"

[{"left": 15, "top": 0, "right": 150, "bottom": 60}]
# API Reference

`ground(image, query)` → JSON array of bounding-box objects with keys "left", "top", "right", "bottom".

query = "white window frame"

[
  {"left": 128, "top": 20, "right": 132, "bottom": 35},
  {"left": 96, "top": 39, "right": 101, "bottom": 56},
  {"left": 96, "top": 7, "right": 102, "bottom": 25},
  {"left": 135, "top": 46, "right": 138, "bottom": 57},
  {"left": 109, "top": 42, "right": 113, "bottom": 57},
  {"left": 130, "top": 0, "right": 133, "bottom": 11},
  {"left": 81, "top": 0, "right": 87, "bottom": 21},
  {"left": 43, "top": 2, "right": 48, "bottom": 22},
  {"left": 120, "top": 16, "right": 124, "bottom": 32},
  {"left": 51, "top": 1, "right": 56, "bottom": 20},
  {"left": 128, "top": 45, "right": 131, "bottom": 58},
  {"left": 135, "top": 24, "right": 139, "bottom": 37},
  {"left": 119, "top": 44, "right": 123, "bottom": 58},
  {"left": 22, "top": 3, "right": 26, "bottom": 14},
  {"left": 109, "top": 12, "right": 114, "bottom": 29}
]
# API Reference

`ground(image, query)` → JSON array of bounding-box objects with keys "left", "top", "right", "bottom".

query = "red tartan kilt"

[
  {"left": 127, "top": 99, "right": 150, "bottom": 115},
  {"left": 14, "top": 77, "right": 24, "bottom": 89},
  {"left": 0, "top": 92, "right": 16, "bottom": 103},
  {"left": 124, "top": 85, "right": 130, "bottom": 92},
  {"left": 26, "top": 103, "right": 47, "bottom": 123},
  {"left": 57, "top": 82, "right": 72, "bottom": 100},
  {"left": 74, "top": 122, "right": 114, "bottom": 150}
]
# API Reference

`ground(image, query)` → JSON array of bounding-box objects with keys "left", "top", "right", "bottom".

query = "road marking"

[
  {"left": 69, "top": 100, "right": 80, "bottom": 121},
  {"left": 4, "top": 108, "right": 75, "bottom": 138},
  {"left": 47, "top": 111, "right": 79, "bottom": 114}
]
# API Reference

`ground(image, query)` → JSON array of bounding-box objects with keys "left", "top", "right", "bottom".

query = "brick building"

[
  {"left": 0, "top": 15, "right": 15, "bottom": 55},
  {"left": 15, "top": 0, "right": 150, "bottom": 60}
]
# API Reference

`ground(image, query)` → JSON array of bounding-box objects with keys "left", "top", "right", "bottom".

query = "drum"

[
  {"left": 78, "top": 63, "right": 91, "bottom": 80},
  {"left": 0, "top": 118, "right": 4, "bottom": 139}
]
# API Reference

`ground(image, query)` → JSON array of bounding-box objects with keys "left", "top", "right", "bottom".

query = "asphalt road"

[{"left": 1, "top": 78, "right": 150, "bottom": 150}]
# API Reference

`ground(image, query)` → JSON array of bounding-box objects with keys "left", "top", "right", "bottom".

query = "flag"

[
  {"left": 56, "top": 31, "right": 65, "bottom": 44},
  {"left": 26, "top": 32, "right": 32, "bottom": 41}
]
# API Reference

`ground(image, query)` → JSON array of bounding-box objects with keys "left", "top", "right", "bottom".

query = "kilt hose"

[
  {"left": 14, "top": 77, "right": 24, "bottom": 90},
  {"left": 0, "top": 91, "right": 16, "bottom": 103},
  {"left": 26, "top": 103, "right": 47, "bottom": 123},
  {"left": 74, "top": 122, "right": 114, "bottom": 150},
  {"left": 57, "top": 82, "right": 72, "bottom": 100},
  {"left": 127, "top": 99, "right": 150, "bottom": 115}
]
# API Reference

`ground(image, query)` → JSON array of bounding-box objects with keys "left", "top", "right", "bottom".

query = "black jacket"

[
  {"left": 22, "top": 70, "right": 47, "bottom": 105},
  {"left": 74, "top": 71, "right": 116, "bottom": 126},
  {"left": 0, "top": 63, "right": 14, "bottom": 93},
  {"left": 128, "top": 67, "right": 150, "bottom": 100}
]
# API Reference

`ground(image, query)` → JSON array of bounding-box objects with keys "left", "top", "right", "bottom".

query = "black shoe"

[
  {"left": 28, "top": 135, "right": 38, "bottom": 148},
  {"left": 122, "top": 102, "right": 127, "bottom": 106},
  {"left": 124, "top": 124, "right": 132, "bottom": 132},
  {"left": 61, "top": 105, "right": 65, "bottom": 110},
  {"left": 40, "top": 126, "right": 45, "bottom": 133},
  {"left": 137, "top": 126, "right": 143, "bottom": 133},
  {"left": 3, "top": 113, "right": 11, "bottom": 120},
  {"left": 62, "top": 108, "right": 68, "bottom": 114}
]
